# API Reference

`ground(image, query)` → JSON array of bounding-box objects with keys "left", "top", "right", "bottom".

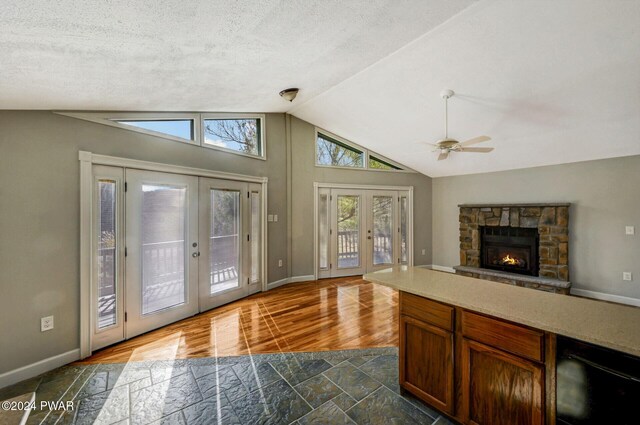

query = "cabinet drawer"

[
  {"left": 461, "top": 311, "right": 544, "bottom": 362},
  {"left": 400, "top": 292, "right": 453, "bottom": 331}
]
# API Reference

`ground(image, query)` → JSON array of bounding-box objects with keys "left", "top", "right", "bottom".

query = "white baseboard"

[
  {"left": 289, "top": 275, "right": 314, "bottom": 283},
  {"left": 267, "top": 275, "right": 315, "bottom": 290},
  {"left": 570, "top": 288, "right": 640, "bottom": 307},
  {"left": 420, "top": 264, "right": 456, "bottom": 273},
  {"left": 267, "top": 277, "right": 290, "bottom": 290},
  {"left": 0, "top": 349, "right": 80, "bottom": 390}
]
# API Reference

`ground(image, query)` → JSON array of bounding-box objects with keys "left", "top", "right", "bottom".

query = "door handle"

[{"left": 192, "top": 252, "right": 200, "bottom": 258}]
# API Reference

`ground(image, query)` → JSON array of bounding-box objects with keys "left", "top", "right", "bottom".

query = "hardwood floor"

[{"left": 78, "top": 276, "right": 398, "bottom": 364}]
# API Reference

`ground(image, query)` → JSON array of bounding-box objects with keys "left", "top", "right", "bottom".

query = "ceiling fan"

[{"left": 427, "top": 89, "right": 494, "bottom": 161}]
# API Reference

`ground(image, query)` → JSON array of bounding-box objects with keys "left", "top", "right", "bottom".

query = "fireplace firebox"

[{"left": 480, "top": 226, "right": 539, "bottom": 276}]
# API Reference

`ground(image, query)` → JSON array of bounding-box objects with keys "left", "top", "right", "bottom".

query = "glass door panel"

[
  {"left": 337, "top": 195, "right": 361, "bottom": 269},
  {"left": 372, "top": 195, "right": 394, "bottom": 266},
  {"left": 330, "top": 189, "right": 366, "bottom": 277},
  {"left": 250, "top": 188, "right": 261, "bottom": 286},
  {"left": 97, "top": 179, "right": 117, "bottom": 328},
  {"left": 92, "top": 166, "right": 125, "bottom": 351},
  {"left": 141, "top": 184, "right": 187, "bottom": 314},
  {"left": 317, "top": 189, "right": 331, "bottom": 279},
  {"left": 400, "top": 195, "right": 408, "bottom": 264},
  {"left": 199, "top": 178, "right": 252, "bottom": 311},
  {"left": 209, "top": 189, "right": 241, "bottom": 294},
  {"left": 125, "top": 170, "right": 199, "bottom": 339}
]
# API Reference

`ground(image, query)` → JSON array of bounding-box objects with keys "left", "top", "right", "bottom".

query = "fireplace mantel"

[{"left": 457, "top": 203, "right": 571, "bottom": 294}]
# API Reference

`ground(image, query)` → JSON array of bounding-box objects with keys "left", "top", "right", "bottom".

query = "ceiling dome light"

[{"left": 279, "top": 88, "right": 299, "bottom": 102}]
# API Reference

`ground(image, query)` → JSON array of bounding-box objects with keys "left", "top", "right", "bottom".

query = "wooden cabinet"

[
  {"left": 399, "top": 291, "right": 552, "bottom": 425},
  {"left": 461, "top": 338, "right": 544, "bottom": 425},
  {"left": 400, "top": 314, "right": 454, "bottom": 414}
]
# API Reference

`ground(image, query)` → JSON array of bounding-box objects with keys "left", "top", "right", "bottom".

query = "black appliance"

[{"left": 556, "top": 335, "right": 640, "bottom": 424}]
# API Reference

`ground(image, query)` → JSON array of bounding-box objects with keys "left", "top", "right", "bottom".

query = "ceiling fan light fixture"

[{"left": 279, "top": 88, "right": 299, "bottom": 102}]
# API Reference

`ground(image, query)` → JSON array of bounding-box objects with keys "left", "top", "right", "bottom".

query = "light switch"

[
  {"left": 626, "top": 226, "right": 635, "bottom": 235},
  {"left": 273, "top": 214, "right": 278, "bottom": 222},
  {"left": 623, "top": 272, "right": 632, "bottom": 281},
  {"left": 267, "top": 215, "right": 274, "bottom": 222}
]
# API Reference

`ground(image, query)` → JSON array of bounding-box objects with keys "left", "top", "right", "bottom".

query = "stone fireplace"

[{"left": 454, "top": 203, "right": 571, "bottom": 294}]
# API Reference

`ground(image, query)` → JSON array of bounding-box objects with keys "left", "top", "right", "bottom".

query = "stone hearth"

[{"left": 455, "top": 203, "right": 571, "bottom": 294}]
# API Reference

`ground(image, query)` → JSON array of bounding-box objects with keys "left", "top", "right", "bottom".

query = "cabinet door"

[
  {"left": 461, "top": 338, "right": 544, "bottom": 425},
  {"left": 400, "top": 315, "right": 454, "bottom": 414}
]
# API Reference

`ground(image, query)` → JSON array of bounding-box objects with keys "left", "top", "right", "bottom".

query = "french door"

[
  {"left": 198, "top": 178, "right": 262, "bottom": 311},
  {"left": 91, "top": 166, "right": 263, "bottom": 350},
  {"left": 125, "top": 170, "right": 199, "bottom": 339},
  {"left": 318, "top": 187, "right": 411, "bottom": 279}
]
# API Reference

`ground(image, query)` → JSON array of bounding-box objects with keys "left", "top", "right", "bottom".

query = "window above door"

[
  {"left": 315, "top": 128, "right": 411, "bottom": 172},
  {"left": 57, "top": 112, "right": 266, "bottom": 160}
]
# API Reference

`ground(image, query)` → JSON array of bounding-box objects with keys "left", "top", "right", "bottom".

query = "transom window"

[
  {"left": 57, "top": 112, "right": 266, "bottom": 160},
  {"left": 369, "top": 155, "right": 402, "bottom": 170},
  {"left": 316, "top": 133, "right": 364, "bottom": 168},
  {"left": 113, "top": 119, "right": 194, "bottom": 141},
  {"left": 203, "top": 117, "right": 262, "bottom": 157},
  {"left": 315, "top": 129, "right": 407, "bottom": 172}
]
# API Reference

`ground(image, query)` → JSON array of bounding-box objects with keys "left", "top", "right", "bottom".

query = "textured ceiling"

[
  {"left": 1, "top": 0, "right": 638, "bottom": 177},
  {"left": 292, "top": 0, "right": 640, "bottom": 176},
  {"left": 0, "top": 0, "right": 473, "bottom": 111}
]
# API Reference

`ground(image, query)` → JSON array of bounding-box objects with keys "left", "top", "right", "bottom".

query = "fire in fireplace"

[{"left": 480, "top": 226, "right": 538, "bottom": 276}]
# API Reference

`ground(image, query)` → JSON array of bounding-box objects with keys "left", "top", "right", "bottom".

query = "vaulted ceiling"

[{"left": 1, "top": 0, "right": 639, "bottom": 177}]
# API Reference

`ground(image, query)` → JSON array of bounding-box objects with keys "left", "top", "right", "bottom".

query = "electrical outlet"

[
  {"left": 626, "top": 226, "right": 635, "bottom": 235},
  {"left": 421, "top": 249, "right": 426, "bottom": 255},
  {"left": 41, "top": 316, "right": 54, "bottom": 332},
  {"left": 623, "top": 272, "right": 632, "bottom": 281},
  {"left": 278, "top": 259, "right": 283, "bottom": 267}
]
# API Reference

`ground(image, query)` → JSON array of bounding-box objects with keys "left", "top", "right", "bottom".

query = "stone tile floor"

[{"left": 0, "top": 348, "right": 459, "bottom": 424}]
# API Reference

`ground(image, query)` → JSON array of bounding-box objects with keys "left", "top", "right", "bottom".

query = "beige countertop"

[{"left": 364, "top": 266, "right": 640, "bottom": 357}]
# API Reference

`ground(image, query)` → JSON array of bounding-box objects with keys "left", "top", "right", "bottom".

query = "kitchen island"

[{"left": 364, "top": 266, "right": 640, "bottom": 425}]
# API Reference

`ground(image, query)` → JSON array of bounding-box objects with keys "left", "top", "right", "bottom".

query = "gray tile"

[
  {"left": 76, "top": 371, "right": 109, "bottom": 399},
  {"left": 294, "top": 374, "right": 342, "bottom": 408},
  {"left": 190, "top": 364, "right": 220, "bottom": 380},
  {"left": 297, "top": 401, "right": 355, "bottom": 425},
  {"left": 270, "top": 359, "right": 332, "bottom": 386},
  {"left": 130, "top": 372, "right": 202, "bottom": 424},
  {"left": 0, "top": 376, "right": 41, "bottom": 401},
  {"left": 150, "top": 363, "right": 191, "bottom": 384},
  {"left": 148, "top": 411, "right": 186, "bottom": 425},
  {"left": 347, "top": 356, "right": 376, "bottom": 367},
  {"left": 346, "top": 386, "right": 435, "bottom": 425},
  {"left": 323, "top": 362, "right": 380, "bottom": 401},
  {"left": 232, "top": 362, "right": 281, "bottom": 393},
  {"left": 358, "top": 355, "right": 399, "bottom": 392},
  {"left": 404, "top": 392, "right": 442, "bottom": 420},
  {"left": 182, "top": 393, "right": 241, "bottom": 425},
  {"left": 74, "top": 385, "right": 130, "bottom": 425},
  {"left": 107, "top": 367, "right": 151, "bottom": 390},
  {"left": 331, "top": 392, "right": 357, "bottom": 412},
  {"left": 229, "top": 379, "right": 311, "bottom": 425},
  {"left": 196, "top": 365, "right": 248, "bottom": 402}
]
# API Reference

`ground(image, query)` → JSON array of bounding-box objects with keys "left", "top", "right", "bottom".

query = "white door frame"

[
  {"left": 312, "top": 182, "right": 414, "bottom": 280},
  {"left": 79, "top": 151, "right": 268, "bottom": 358}
]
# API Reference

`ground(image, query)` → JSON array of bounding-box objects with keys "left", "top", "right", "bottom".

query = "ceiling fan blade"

[
  {"left": 460, "top": 136, "right": 491, "bottom": 147},
  {"left": 459, "top": 147, "right": 494, "bottom": 153},
  {"left": 437, "top": 151, "right": 449, "bottom": 161}
]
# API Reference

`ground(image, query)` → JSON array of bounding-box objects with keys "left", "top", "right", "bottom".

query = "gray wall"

[
  {"left": 290, "top": 116, "right": 433, "bottom": 277},
  {"left": 432, "top": 155, "right": 640, "bottom": 300},
  {"left": 0, "top": 111, "right": 289, "bottom": 373}
]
